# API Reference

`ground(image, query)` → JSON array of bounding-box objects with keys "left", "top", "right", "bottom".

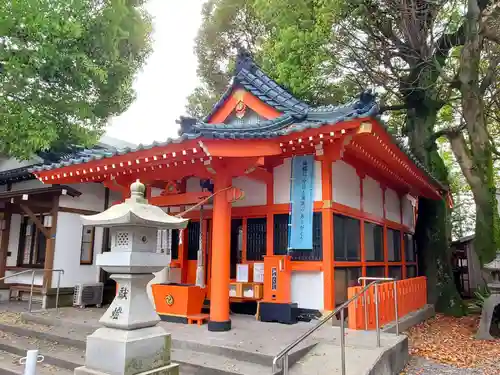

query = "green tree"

[
  {"left": 186, "top": 0, "right": 265, "bottom": 118},
  {"left": 0, "top": 0, "right": 152, "bottom": 159}
]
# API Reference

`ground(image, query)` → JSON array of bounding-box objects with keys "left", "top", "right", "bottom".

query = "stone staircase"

[
  {"left": 0, "top": 317, "right": 310, "bottom": 375},
  {"left": 0, "top": 309, "right": 410, "bottom": 375}
]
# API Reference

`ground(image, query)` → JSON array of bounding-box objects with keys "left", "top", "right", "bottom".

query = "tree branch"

[
  {"left": 447, "top": 129, "right": 484, "bottom": 192},
  {"left": 481, "top": 1, "right": 500, "bottom": 44},
  {"left": 480, "top": 53, "right": 500, "bottom": 94},
  {"left": 431, "top": 122, "right": 467, "bottom": 142}
]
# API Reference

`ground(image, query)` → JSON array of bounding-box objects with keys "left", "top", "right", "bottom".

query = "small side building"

[{"left": 0, "top": 136, "right": 135, "bottom": 307}]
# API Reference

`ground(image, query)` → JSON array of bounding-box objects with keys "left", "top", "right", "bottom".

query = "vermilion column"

[
  {"left": 321, "top": 155, "right": 335, "bottom": 311},
  {"left": 208, "top": 172, "right": 232, "bottom": 331}
]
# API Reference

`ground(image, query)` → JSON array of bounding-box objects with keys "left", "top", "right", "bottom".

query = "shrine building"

[{"left": 4, "top": 51, "right": 443, "bottom": 331}]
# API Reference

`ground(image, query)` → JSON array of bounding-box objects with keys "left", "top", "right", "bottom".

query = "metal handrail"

[
  {"left": 358, "top": 277, "right": 399, "bottom": 341},
  {"left": 1, "top": 268, "right": 65, "bottom": 312},
  {"left": 272, "top": 280, "right": 381, "bottom": 375}
]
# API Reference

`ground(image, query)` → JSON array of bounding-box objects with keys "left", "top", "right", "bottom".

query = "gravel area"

[{"left": 404, "top": 357, "right": 483, "bottom": 375}]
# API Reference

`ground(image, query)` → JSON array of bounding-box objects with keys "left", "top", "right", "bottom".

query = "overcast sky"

[{"left": 106, "top": 0, "right": 204, "bottom": 146}]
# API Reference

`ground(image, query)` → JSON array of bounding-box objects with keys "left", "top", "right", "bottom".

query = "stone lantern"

[
  {"left": 476, "top": 250, "right": 500, "bottom": 340},
  {"left": 74, "top": 180, "right": 189, "bottom": 375}
]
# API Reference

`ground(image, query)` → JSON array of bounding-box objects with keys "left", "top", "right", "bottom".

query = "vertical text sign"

[{"left": 289, "top": 155, "right": 315, "bottom": 250}]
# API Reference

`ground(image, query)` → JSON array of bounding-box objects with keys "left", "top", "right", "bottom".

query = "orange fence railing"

[{"left": 347, "top": 276, "right": 427, "bottom": 330}]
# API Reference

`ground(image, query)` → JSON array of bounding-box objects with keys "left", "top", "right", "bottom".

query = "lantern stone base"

[
  {"left": 74, "top": 326, "right": 177, "bottom": 375},
  {"left": 476, "top": 293, "right": 500, "bottom": 340}
]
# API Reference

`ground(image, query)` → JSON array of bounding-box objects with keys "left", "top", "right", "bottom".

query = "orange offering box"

[{"left": 152, "top": 283, "right": 206, "bottom": 321}]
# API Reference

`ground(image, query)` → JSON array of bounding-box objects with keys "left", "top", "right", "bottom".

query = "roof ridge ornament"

[{"left": 235, "top": 48, "right": 254, "bottom": 74}]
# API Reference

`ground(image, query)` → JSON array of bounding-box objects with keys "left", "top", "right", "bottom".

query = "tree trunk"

[
  {"left": 450, "top": 0, "right": 500, "bottom": 265},
  {"left": 406, "top": 102, "right": 466, "bottom": 316}
]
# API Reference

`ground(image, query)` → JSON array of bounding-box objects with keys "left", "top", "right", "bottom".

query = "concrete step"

[
  {"left": 0, "top": 349, "right": 72, "bottom": 375},
  {"left": 0, "top": 323, "right": 272, "bottom": 375},
  {"left": 0, "top": 317, "right": 315, "bottom": 370}
]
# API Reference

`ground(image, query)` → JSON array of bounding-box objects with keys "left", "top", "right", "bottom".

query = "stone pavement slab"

[{"left": 0, "top": 302, "right": 410, "bottom": 374}]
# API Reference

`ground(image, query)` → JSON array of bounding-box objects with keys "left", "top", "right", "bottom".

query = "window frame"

[
  {"left": 246, "top": 217, "right": 267, "bottom": 262},
  {"left": 404, "top": 232, "right": 416, "bottom": 262},
  {"left": 334, "top": 214, "right": 361, "bottom": 262},
  {"left": 18, "top": 215, "right": 47, "bottom": 268},
  {"left": 80, "top": 225, "right": 95, "bottom": 265},
  {"left": 364, "top": 221, "right": 384, "bottom": 262},
  {"left": 387, "top": 228, "right": 402, "bottom": 262},
  {"left": 273, "top": 212, "right": 323, "bottom": 261}
]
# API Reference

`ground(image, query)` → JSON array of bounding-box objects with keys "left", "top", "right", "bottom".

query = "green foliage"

[
  {"left": 186, "top": 0, "right": 265, "bottom": 117},
  {"left": 0, "top": 0, "right": 152, "bottom": 159},
  {"left": 468, "top": 284, "right": 491, "bottom": 314},
  {"left": 187, "top": 0, "right": 361, "bottom": 118}
]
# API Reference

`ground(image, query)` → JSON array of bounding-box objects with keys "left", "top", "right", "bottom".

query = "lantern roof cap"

[
  {"left": 484, "top": 251, "right": 500, "bottom": 271},
  {"left": 80, "top": 180, "right": 189, "bottom": 229}
]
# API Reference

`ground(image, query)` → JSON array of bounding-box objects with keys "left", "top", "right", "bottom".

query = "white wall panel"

[
  {"left": 332, "top": 160, "right": 360, "bottom": 209},
  {"left": 363, "top": 177, "right": 383, "bottom": 218},
  {"left": 273, "top": 158, "right": 321, "bottom": 204},
  {"left": 52, "top": 212, "right": 102, "bottom": 288},
  {"left": 291, "top": 271, "right": 324, "bottom": 310},
  {"left": 232, "top": 177, "right": 266, "bottom": 207},
  {"left": 59, "top": 183, "right": 106, "bottom": 212},
  {"left": 402, "top": 195, "right": 415, "bottom": 230},
  {"left": 385, "top": 188, "right": 401, "bottom": 223}
]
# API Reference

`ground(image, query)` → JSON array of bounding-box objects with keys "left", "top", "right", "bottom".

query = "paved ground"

[
  {"left": 14, "top": 302, "right": 405, "bottom": 355},
  {"left": 404, "top": 357, "right": 482, "bottom": 375},
  {"left": 0, "top": 301, "right": 408, "bottom": 374}
]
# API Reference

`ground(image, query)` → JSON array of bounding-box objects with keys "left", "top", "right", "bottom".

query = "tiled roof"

[
  {"left": 204, "top": 50, "right": 309, "bottom": 122},
  {"left": 0, "top": 146, "right": 99, "bottom": 185},
  {"left": 29, "top": 134, "right": 201, "bottom": 173},
  {"left": 26, "top": 52, "right": 445, "bottom": 192},
  {"left": 182, "top": 90, "right": 378, "bottom": 139},
  {"left": 29, "top": 92, "right": 377, "bottom": 174}
]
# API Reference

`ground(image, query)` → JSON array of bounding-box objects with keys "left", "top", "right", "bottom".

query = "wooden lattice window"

[
  {"left": 273, "top": 213, "right": 322, "bottom": 261},
  {"left": 246, "top": 218, "right": 267, "bottom": 261}
]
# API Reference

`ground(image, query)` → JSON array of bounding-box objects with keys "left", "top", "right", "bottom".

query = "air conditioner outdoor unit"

[{"left": 73, "top": 282, "right": 104, "bottom": 308}]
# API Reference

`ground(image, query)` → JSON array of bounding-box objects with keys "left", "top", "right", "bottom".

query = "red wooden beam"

[{"left": 149, "top": 192, "right": 212, "bottom": 207}]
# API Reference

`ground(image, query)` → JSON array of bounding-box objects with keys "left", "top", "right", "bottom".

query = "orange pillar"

[
  {"left": 208, "top": 172, "right": 232, "bottom": 331},
  {"left": 321, "top": 156, "right": 335, "bottom": 311}
]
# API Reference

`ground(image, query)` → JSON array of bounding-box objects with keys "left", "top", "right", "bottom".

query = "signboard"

[
  {"left": 253, "top": 263, "right": 264, "bottom": 283},
  {"left": 289, "top": 155, "right": 315, "bottom": 250},
  {"left": 236, "top": 264, "right": 249, "bottom": 283},
  {"left": 271, "top": 267, "right": 277, "bottom": 291}
]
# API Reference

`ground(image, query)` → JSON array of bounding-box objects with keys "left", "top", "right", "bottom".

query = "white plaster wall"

[
  {"left": 150, "top": 187, "right": 163, "bottom": 197},
  {"left": 0, "top": 185, "right": 7, "bottom": 193},
  {"left": 332, "top": 160, "right": 360, "bottom": 209},
  {"left": 10, "top": 180, "right": 46, "bottom": 191},
  {"left": 183, "top": 177, "right": 213, "bottom": 211},
  {"left": 232, "top": 177, "right": 266, "bottom": 207},
  {"left": 109, "top": 189, "right": 122, "bottom": 204},
  {"left": 385, "top": 188, "right": 401, "bottom": 223},
  {"left": 6, "top": 214, "right": 21, "bottom": 268},
  {"left": 363, "top": 176, "right": 383, "bottom": 218},
  {"left": 59, "top": 183, "right": 105, "bottom": 212},
  {"left": 291, "top": 271, "right": 324, "bottom": 310},
  {"left": 186, "top": 177, "right": 202, "bottom": 193},
  {"left": 402, "top": 195, "right": 415, "bottom": 230},
  {"left": 52, "top": 212, "right": 103, "bottom": 288},
  {"left": 273, "top": 157, "right": 322, "bottom": 204}
]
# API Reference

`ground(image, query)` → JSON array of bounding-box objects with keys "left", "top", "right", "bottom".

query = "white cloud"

[{"left": 106, "top": 0, "right": 204, "bottom": 145}]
